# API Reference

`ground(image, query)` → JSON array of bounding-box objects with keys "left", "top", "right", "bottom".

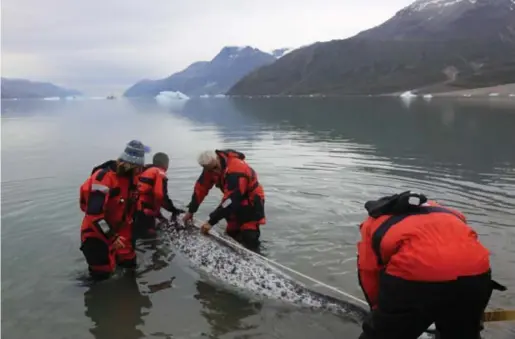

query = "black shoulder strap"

[
  {"left": 95, "top": 168, "right": 109, "bottom": 181},
  {"left": 139, "top": 176, "right": 155, "bottom": 185},
  {"left": 372, "top": 206, "right": 465, "bottom": 266}
]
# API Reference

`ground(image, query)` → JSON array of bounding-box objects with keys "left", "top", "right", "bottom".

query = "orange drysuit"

[
  {"left": 136, "top": 164, "right": 180, "bottom": 216},
  {"left": 133, "top": 164, "right": 182, "bottom": 237},
  {"left": 187, "top": 149, "right": 266, "bottom": 232},
  {"left": 79, "top": 160, "right": 138, "bottom": 277},
  {"left": 356, "top": 191, "right": 503, "bottom": 339},
  {"left": 357, "top": 197, "right": 490, "bottom": 309}
]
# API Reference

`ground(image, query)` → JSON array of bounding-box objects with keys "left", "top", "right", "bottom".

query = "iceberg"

[
  {"left": 399, "top": 90, "right": 417, "bottom": 108},
  {"left": 155, "top": 91, "right": 189, "bottom": 101},
  {"left": 400, "top": 90, "right": 417, "bottom": 98},
  {"left": 155, "top": 91, "right": 189, "bottom": 109}
]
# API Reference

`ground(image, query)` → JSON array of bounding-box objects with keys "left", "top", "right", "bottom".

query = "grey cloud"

[{"left": 2, "top": 0, "right": 414, "bottom": 95}]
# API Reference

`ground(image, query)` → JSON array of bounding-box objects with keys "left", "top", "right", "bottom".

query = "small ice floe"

[
  {"left": 422, "top": 94, "right": 433, "bottom": 101},
  {"left": 399, "top": 90, "right": 418, "bottom": 107}
]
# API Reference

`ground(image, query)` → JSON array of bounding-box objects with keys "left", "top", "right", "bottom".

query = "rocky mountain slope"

[
  {"left": 228, "top": 0, "right": 515, "bottom": 96},
  {"left": 124, "top": 46, "right": 279, "bottom": 97}
]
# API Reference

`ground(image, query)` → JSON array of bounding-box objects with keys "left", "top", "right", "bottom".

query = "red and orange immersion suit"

[
  {"left": 79, "top": 160, "right": 137, "bottom": 278},
  {"left": 134, "top": 164, "right": 179, "bottom": 233},
  {"left": 356, "top": 191, "right": 504, "bottom": 339},
  {"left": 187, "top": 150, "right": 265, "bottom": 244}
]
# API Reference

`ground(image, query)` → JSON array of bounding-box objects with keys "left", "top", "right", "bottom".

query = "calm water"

[{"left": 2, "top": 96, "right": 515, "bottom": 339}]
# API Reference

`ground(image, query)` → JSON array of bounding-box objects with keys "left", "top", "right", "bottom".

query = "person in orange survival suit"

[
  {"left": 134, "top": 152, "right": 185, "bottom": 239},
  {"left": 79, "top": 140, "right": 149, "bottom": 280},
  {"left": 356, "top": 190, "right": 507, "bottom": 339},
  {"left": 182, "top": 149, "right": 266, "bottom": 250}
]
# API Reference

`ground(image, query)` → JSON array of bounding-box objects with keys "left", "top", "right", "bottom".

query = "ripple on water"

[{"left": 2, "top": 98, "right": 515, "bottom": 339}]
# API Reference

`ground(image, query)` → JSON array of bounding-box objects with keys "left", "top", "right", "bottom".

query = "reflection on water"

[
  {"left": 175, "top": 98, "right": 266, "bottom": 144},
  {"left": 136, "top": 237, "right": 178, "bottom": 296},
  {"left": 228, "top": 97, "right": 515, "bottom": 179},
  {"left": 84, "top": 278, "right": 151, "bottom": 339},
  {"left": 194, "top": 280, "right": 263, "bottom": 338},
  {"left": 2, "top": 97, "right": 515, "bottom": 339},
  {"left": 136, "top": 238, "right": 176, "bottom": 277}
]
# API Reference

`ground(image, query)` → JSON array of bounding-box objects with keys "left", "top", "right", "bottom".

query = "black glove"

[{"left": 491, "top": 279, "right": 507, "bottom": 291}]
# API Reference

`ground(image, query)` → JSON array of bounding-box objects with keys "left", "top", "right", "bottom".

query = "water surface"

[{"left": 2, "top": 96, "right": 514, "bottom": 338}]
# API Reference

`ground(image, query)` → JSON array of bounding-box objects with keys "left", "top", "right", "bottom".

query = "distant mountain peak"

[
  {"left": 224, "top": 45, "right": 252, "bottom": 51},
  {"left": 218, "top": 46, "right": 259, "bottom": 55},
  {"left": 403, "top": 0, "right": 515, "bottom": 13},
  {"left": 408, "top": 0, "right": 476, "bottom": 12},
  {"left": 124, "top": 45, "right": 276, "bottom": 97},
  {"left": 355, "top": 0, "right": 515, "bottom": 40},
  {"left": 212, "top": 45, "right": 264, "bottom": 61}
]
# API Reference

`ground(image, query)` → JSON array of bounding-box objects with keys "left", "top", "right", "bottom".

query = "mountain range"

[
  {"left": 123, "top": 46, "right": 293, "bottom": 98},
  {"left": 1, "top": 77, "right": 82, "bottom": 99},
  {"left": 228, "top": 0, "right": 515, "bottom": 96}
]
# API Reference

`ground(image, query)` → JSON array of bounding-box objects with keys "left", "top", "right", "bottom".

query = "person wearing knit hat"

[
  {"left": 78, "top": 139, "right": 150, "bottom": 280},
  {"left": 115, "top": 140, "right": 150, "bottom": 177},
  {"left": 118, "top": 140, "right": 150, "bottom": 166}
]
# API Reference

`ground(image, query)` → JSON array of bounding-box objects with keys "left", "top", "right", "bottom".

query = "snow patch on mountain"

[
  {"left": 409, "top": 0, "right": 476, "bottom": 11},
  {"left": 228, "top": 46, "right": 250, "bottom": 52},
  {"left": 270, "top": 48, "right": 294, "bottom": 58}
]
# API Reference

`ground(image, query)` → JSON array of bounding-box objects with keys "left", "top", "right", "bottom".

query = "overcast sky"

[{"left": 2, "top": 0, "right": 414, "bottom": 95}]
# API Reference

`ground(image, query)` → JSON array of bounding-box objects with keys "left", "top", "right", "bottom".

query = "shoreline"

[
  {"left": 229, "top": 83, "right": 515, "bottom": 99},
  {"left": 390, "top": 83, "right": 515, "bottom": 98},
  {"left": 3, "top": 83, "right": 515, "bottom": 101}
]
